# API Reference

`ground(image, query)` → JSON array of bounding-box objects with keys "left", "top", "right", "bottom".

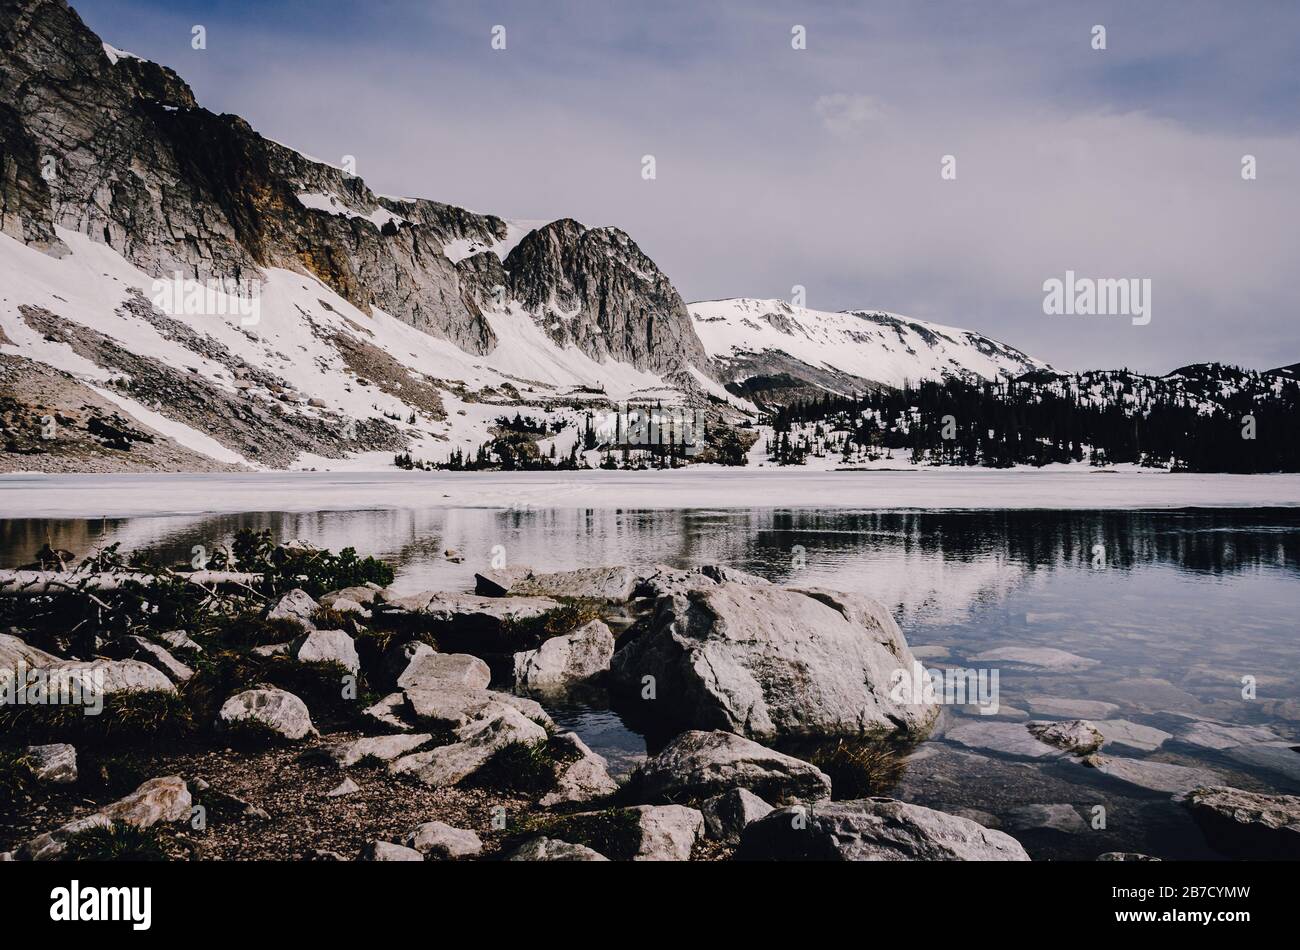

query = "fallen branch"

[{"left": 0, "top": 570, "right": 272, "bottom": 595}]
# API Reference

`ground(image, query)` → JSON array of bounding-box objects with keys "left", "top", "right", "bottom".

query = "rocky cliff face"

[{"left": 0, "top": 0, "right": 712, "bottom": 372}]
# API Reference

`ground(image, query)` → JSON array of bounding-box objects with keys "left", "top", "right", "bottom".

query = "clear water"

[{"left": 4, "top": 507, "right": 1298, "bottom": 859}]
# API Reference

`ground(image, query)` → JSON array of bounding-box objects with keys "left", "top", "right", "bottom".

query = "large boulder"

[
  {"left": 360, "top": 840, "right": 424, "bottom": 861},
  {"left": 15, "top": 777, "right": 191, "bottom": 861},
  {"left": 397, "top": 652, "right": 491, "bottom": 692},
  {"left": 610, "top": 583, "right": 937, "bottom": 741},
  {"left": 385, "top": 591, "right": 559, "bottom": 627},
  {"left": 0, "top": 633, "right": 61, "bottom": 673},
  {"left": 379, "top": 640, "right": 435, "bottom": 690},
  {"left": 20, "top": 658, "right": 178, "bottom": 704},
  {"left": 513, "top": 620, "right": 614, "bottom": 695},
  {"left": 1185, "top": 786, "right": 1300, "bottom": 859},
  {"left": 403, "top": 685, "right": 550, "bottom": 730},
  {"left": 474, "top": 566, "right": 536, "bottom": 597},
  {"left": 217, "top": 688, "right": 315, "bottom": 741},
  {"left": 267, "top": 588, "right": 319, "bottom": 629},
  {"left": 504, "top": 837, "right": 609, "bottom": 861},
  {"left": 291, "top": 629, "right": 361, "bottom": 675},
  {"left": 1027, "top": 720, "right": 1103, "bottom": 755},
  {"left": 633, "top": 730, "right": 831, "bottom": 804},
  {"left": 736, "top": 798, "right": 1031, "bottom": 861},
  {"left": 388, "top": 703, "right": 548, "bottom": 787}
]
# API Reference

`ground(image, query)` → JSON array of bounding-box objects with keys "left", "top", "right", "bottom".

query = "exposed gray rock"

[
  {"left": 388, "top": 703, "right": 548, "bottom": 787},
  {"left": 1080, "top": 754, "right": 1223, "bottom": 797},
  {"left": 267, "top": 588, "right": 319, "bottom": 629},
  {"left": 626, "top": 804, "right": 704, "bottom": 860},
  {"left": 633, "top": 563, "right": 769, "bottom": 600},
  {"left": 309, "top": 733, "right": 432, "bottom": 768},
  {"left": 701, "top": 788, "right": 774, "bottom": 843},
  {"left": 325, "top": 777, "right": 360, "bottom": 798},
  {"left": 157, "top": 630, "right": 202, "bottom": 654},
  {"left": 1184, "top": 785, "right": 1300, "bottom": 859},
  {"left": 320, "top": 584, "right": 383, "bottom": 609},
  {"left": 32, "top": 658, "right": 177, "bottom": 698},
  {"left": 540, "top": 732, "right": 619, "bottom": 807},
  {"left": 217, "top": 688, "right": 315, "bottom": 741},
  {"left": 945, "top": 721, "right": 1063, "bottom": 760},
  {"left": 473, "top": 566, "right": 535, "bottom": 597},
  {"left": 736, "top": 798, "right": 1031, "bottom": 861},
  {"left": 513, "top": 619, "right": 614, "bottom": 694},
  {"left": 361, "top": 692, "right": 413, "bottom": 732},
  {"left": 14, "top": 776, "right": 191, "bottom": 861},
  {"left": 291, "top": 629, "right": 360, "bottom": 675},
  {"left": 611, "top": 583, "right": 936, "bottom": 741},
  {"left": 504, "top": 837, "right": 609, "bottom": 861},
  {"left": 385, "top": 591, "right": 559, "bottom": 628},
  {"left": 634, "top": 729, "right": 831, "bottom": 804},
  {"left": 101, "top": 636, "right": 194, "bottom": 682},
  {"left": 1027, "top": 719, "right": 1103, "bottom": 755},
  {"left": 379, "top": 640, "right": 434, "bottom": 690},
  {"left": 24, "top": 743, "right": 77, "bottom": 784},
  {"left": 1097, "top": 719, "right": 1172, "bottom": 752},
  {"left": 510, "top": 566, "right": 640, "bottom": 602},
  {"left": 403, "top": 820, "right": 483, "bottom": 859},
  {"left": 0, "top": 633, "right": 60, "bottom": 673},
  {"left": 397, "top": 650, "right": 490, "bottom": 692},
  {"left": 252, "top": 642, "right": 291, "bottom": 657},
  {"left": 403, "top": 685, "right": 550, "bottom": 730},
  {"left": 360, "top": 840, "right": 424, "bottom": 861}
]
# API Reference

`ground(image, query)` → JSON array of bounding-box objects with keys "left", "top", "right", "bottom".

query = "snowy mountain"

[
  {"left": 4, "top": 0, "right": 1180, "bottom": 476},
  {"left": 690, "top": 298, "right": 1050, "bottom": 406}
]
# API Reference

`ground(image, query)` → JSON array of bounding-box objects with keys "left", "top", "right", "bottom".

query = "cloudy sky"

[{"left": 74, "top": 0, "right": 1300, "bottom": 373}]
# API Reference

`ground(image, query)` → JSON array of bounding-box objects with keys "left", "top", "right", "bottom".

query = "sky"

[{"left": 71, "top": 0, "right": 1300, "bottom": 373}]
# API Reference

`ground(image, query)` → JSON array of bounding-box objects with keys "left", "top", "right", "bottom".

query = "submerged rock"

[
  {"left": 633, "top": 730, "right": 831, "bottom": 804},
  {"left": 1003, "top": 804, "right": 1087, "bottom": 834},
  {"left": 1174, "top": 720, "right": 1283, "bottom": 751},
  {"left": 513, "top": 619, "right": 614, "bottom": 695},
  {"left": 736, "top": 798, "right": 1031, "bottom": 861},
  {"left": 1096, "top": 719, "right": 1171, "bottom": 753},
  {"left": 611, "top": 583, "right": 936, "bottom": 742},
  {"left": 1080, "top": 754, "right": 1223, "bottom": 797},
  {"left": 1027, "top": 720, "right": 1103, "bottom": 755},
  {"left": 945, "top": 721, "right": 1062, "bottom": 760},
  {"left": 1097, "top": 852, "right": 1162, "bottom": 861},
  {"left": 969, "top": 647, "right": 1097, "bottom": 671},
  {"left": 1184, "top": 785, "right": 1300, "bottom": 860}
]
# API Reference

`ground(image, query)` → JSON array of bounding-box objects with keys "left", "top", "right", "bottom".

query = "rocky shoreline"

[{"left": 2, "top": 546, "right": 1297, "bottom": 861}]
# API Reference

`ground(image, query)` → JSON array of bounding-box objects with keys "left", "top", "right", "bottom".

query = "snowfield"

[{"left": 3, "top": 469, "right": 1298, "bottom": 518}]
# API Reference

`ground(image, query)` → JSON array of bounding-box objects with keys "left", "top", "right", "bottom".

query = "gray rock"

[
  {"left": 1081, "top": 754, "right": 1223, "bottom": 797},
  {"left": 403, "top": 685, "right": 551, "bottom": 730},
  {"left": 32, "top": 658, "right": 177, "bottom": 698},
  {"left": 385, "top": 591, "right": 559, "bottom": 628},
  {"left": 24, "top": 743, "right": 77, "bottom": 784},
  {"left": 701, "top": 788, "right": 774, "bottom": 843},
  {"left": 736, "top": 798, "right": 1031, "bottom": 861},
  {"left": 611, "top": 583, "right": 936, "bottom": 742},
  {"left": 107, "top": 636, "right": 194, "bottom": 682},
  {"left": 504, "top": 837, "right": 609, "bottom": 861},
  {"left": 1098, "top": 852, "right": 1161, "bottom": 861},
  {"left": 403, "top": 821, "right": 483, "bottom": 859},
  {"left": 0, "top": 633, "right": 61, "bottom": 674},
  {"left": 397, "top": 651, "right": 491, "bottom": 692},
  {"left": 1003, "top": 804, "right": 1087, "bottom": 834},
  {"left": 157, "top": 630, "right": 202, "bottom": 654},
  {"left": 217, "top": 688, "right": 315, "bottom": 741},
  {"left": 945, "top": 721, "right": 1063, "bottom": 760},
  {"left": 267, "top": 588, "right": 319, "bottom": 629},
  {"left": 291, "top": 629, "right": 360, "bottom": 675},
  {"left": 252, "top": 642, "right": 291, "bottom": 657},
  {"left": 634, "top": 729, "right": 831, "bottom": 804},
  {"left": 513, "top": 619, "right": 614, "bottom": 694},
  {"left": 510, "top": 566, "right": 640, "bottom": 602},
  {"left": 627, "top": 804, "right": 704, "bottom": 860},
  {"left": 540, "top": 732, "right": 619, "bottom": 807},
  {"left": 1184, "top": 785, "right": 1300, "bottom": 859},
  {"left": 325, "top": 777, "right": 360, "bottom": 798},
  {"left": 15, "top": 777, "right": 191, "bottom": 861},
  {"left": 319, "top": 584, "right": 384, "bottom": 609},
  {"left": 362, "top": 692, "right": 414, "bottom": 732},
  {"left": 379, "top": 640, "right": 435, "bottom": 690},
  {"left": 1027, "top": 719, "right": 1103, "bottom": 755},
  {"left": 388, "top": 703, "right": 548, "bottom": 787},
  {"left": 310, "top": 733, "right": 432, "bottom": 768},
  {"left": 1097, "top": 719, "right": 1172, "bottom": 752},
  {"left": 360, "top": 840, "right": 424, "bottom": 861},
  {"left": 473, "top": 566, "right": 535, "bottom": 597}
]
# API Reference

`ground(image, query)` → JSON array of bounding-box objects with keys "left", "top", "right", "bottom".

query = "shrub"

[
  {"left": 0, "top": 749, "right": 36, "bottom": 806},
  {"left": 0, "top": 690, "right": 193, "bottom": 746},
  {"left": 61, "top": 823, "right": 170, "bottom": 861}
]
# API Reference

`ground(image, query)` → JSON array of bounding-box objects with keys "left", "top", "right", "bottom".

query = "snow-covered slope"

[{"left": 690, "top": 298, "right": 1050, "bottom": 394}]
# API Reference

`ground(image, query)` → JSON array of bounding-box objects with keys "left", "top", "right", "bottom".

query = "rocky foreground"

[{"left": 2, "top": 546, "right": 1297, "bottom": 862}]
